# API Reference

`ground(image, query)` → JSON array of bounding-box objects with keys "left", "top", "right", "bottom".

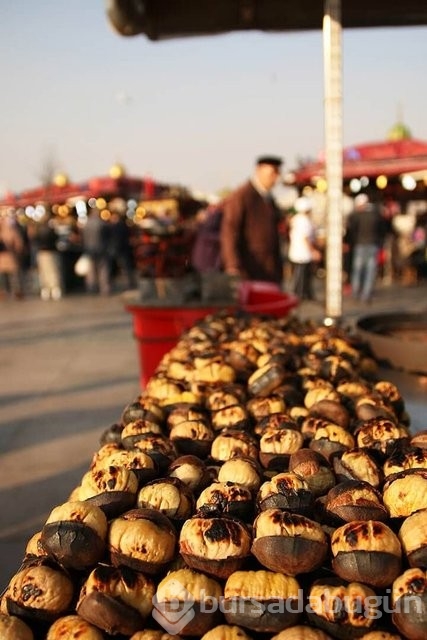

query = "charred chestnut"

[
  {"left": 325, "top": 480, "right": 388, "bottom": 523},
  {"left": 77, "top": 564, "right": 155, "bottom": 637},
  {"left": 0, "top": 612, "right": 34, "bottom": 640},
  {"left": 252, "top": 509, "right": 328, "bottom": 575},
  {"left": 331, "top": 520, "right": 402, "bottom": 588},
  {"left": 391, "top": 567, "right": 427, "bottom": 640},
  {"left": 382, "top": 469, "right": 427, "bottom": 518},
  {"left": 154, "top": 568, "right": 222, "bottom": 636},
  {"left": 223, "top": 570, "right": 302, "bottom": 632},
  {"left": 257, "top": 472, "right": 314, "bottom": 514},
  {"left": 137, "top": 478, "right": 194, "bottom": 524},
  {"left": 109, "top": 508, "right": 177, "bottom": 574},
  {"left": 179, "top": 513, "right": 251, "bottom": 579},
  {"left": 46, "top": 615, "right": 104, "bottom": 639},
  {"left": 40, "top": 501, "right": 107, "bottom": 570},
  {"left": 307, "top": 578, "right": 379, "bottom": 639},
  {"left": 398, "top": 508, "right": 427, "bottom": 568},
  {"left": 289, "top": 449, "right": 335, "bottom": 497}
]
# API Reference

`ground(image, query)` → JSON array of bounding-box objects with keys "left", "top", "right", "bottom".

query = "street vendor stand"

[{"left": 106, "top": 0, "right": 427, "bottom": 323}]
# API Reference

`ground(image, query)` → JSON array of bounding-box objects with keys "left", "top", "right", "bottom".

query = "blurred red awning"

[{"left": 294, "top": 138, "right": 427, "bottom": 183}]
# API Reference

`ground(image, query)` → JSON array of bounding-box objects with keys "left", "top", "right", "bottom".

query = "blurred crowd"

[
  {"left": 0, "top": 194, "right": 426, "bottom": 303},
  {"left": 0, "top": 206, "right": 137, "bottom": 301}
]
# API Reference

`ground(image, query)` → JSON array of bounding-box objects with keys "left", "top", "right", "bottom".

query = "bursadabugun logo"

[
  {"left": 152, "top": 581, "right": 424, "bottom": 634},
  {"left": 152, "top": 579, "right": 196, "bottom": 634}
]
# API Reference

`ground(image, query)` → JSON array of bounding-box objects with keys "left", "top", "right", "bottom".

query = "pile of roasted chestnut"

[{"left": 1, "top": 311, "right": 427, "bottom": 640}]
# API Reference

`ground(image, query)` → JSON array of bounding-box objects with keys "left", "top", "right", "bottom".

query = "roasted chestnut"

[
  {"left": 40, "top": 500, "right": 107, "bottom": 570},
  {"left": 196, "top": 481, "right": 253, "bottom": 521},
  {"left": 154, "top": 568, "right": 223, "bottom": 636},
  {"left": 307, "top": 578, "right": 379, "bottom": 639},
  {"left": 398, "top": 508, "right": 427, "bottom": 567},
  {"left": 252, "top": 509, "right": 328, "bottom": 575},
  {"left": 108, "top": 508, "right": 177, "bottom": 574},
  {"left": 77, "top": 564, "right": 155, "bottom": 636},
  {"left": 210, "top": 430, "right": 258, "bottom": 463},
  {"left": 78, "top": 465, "right": 138, "bottom": 517},
  {"left": 4, "top": 559, "right": 74, "bottom": 624},
  {"left": 333, "top": 448, "right": 382, "bottom": 488},
  {"left": 257, "top": 472, "right": 314, "bottom": 514},
  {"left": 46, "top": 614, "right": 104, "bottom": 639},
  {"left": 217, "top": 456, "right": 262, "bottom": 493},
  {"left": 391, "top": 567, "right": 427, "bottom": 640},
  {"left": 309, "top": 424, "right": 355, "bottom": 462},
  {"left": 223, "top": 570, "right": 302, "bottom": 632},
  {"left": 201, "top": 624, "right": 252, "bottom": 640},
  {"left": 179, "top": 512, "right": 251, "bottom": 579},
  {"left": 259, "top": 426, "right": 304, "bottom": 470},
  {"left": 289, "top": 449, "right": 335, "bottom": 497},
  {"left": 325, "top": 480, "right": 388, "bottom": 523},
  {"left": 168, "top": 455, "right": 210, "bottom": 492},
  {"left": 270, "top": 626, "right": 333, "bottom": 640},
  {"left": 331, "top": 520, "right": 402, "bottom": 588},
  {"left": 137, "top": 477, "right": 194, "bottom": 523},
  {"left": 382, "top": 469, "right": 427, "bottom": 518},
  {"left": 0, "top": 612, "right": 34, "bottom": 640}
]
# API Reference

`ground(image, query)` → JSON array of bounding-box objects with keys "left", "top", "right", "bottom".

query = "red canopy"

[{"left": 293, "top": 138, "right": 427, "bottom": 183}]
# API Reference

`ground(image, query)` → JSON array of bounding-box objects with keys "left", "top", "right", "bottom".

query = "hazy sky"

[{"left": 2, "top": 1, "right": 427, "bottom": 198}]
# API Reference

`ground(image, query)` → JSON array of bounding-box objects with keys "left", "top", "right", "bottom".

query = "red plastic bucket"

[
  {"left": 125, "top": 304, "right": 235, "bottom": 388},
  {"left": 238, "top": 281, "right": 299, "bottom": 318},
  {"left": 125, "top": 283, "right": 298, "bottom": 389}
]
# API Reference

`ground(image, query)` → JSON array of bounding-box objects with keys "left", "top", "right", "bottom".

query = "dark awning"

[{"left": 105, "top": 0, "right": 427, "bottom": 39}]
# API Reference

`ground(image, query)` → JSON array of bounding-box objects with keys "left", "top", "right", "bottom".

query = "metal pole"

[{"left": 323, "top": 0, "right": 343, "bottom": 321}]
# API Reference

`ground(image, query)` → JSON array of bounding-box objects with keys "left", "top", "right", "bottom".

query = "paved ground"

[{"left": 1, "top": 280, "right": 427, "bottom": 590}]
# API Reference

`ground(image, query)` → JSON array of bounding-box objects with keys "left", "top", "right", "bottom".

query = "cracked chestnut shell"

[
  {"left": 201, "top": 624, "right": 252, "bottom": 640},
  {"left": 259, "top": 426, "right": 304, "bottom": 471},
  {"left": 40, "top": 500, "right": 107, "bottom": 570},
  {"left": 0, "top": 612, "right": 34, "bottom": 640},
  {"left": 223, "top": 570, "right": 302, "bottom": 632},
  {"left": 383, "top": 445, "right": 427, "bottom": 477},
  {"left": 169, "top": 419, "right": 215, "bottom": 458},
  {"left": 309, "top": 423, "right": 355, "bottom": 462},
  {"left": 306, "top": 578, "right": 379, "bottom": 639},
  {"left": 179, "top": 512, "right": 251, "bottom": 579},
  {"left": 78, "top": 465, "right": 139, "bottom": 518},
  {"left": 154, "top": 568, "right": 222, "bottom": 636},
  {"left": 46, "top": 614, "right": 104, "bottom": 639},
  {"left": 391, "top": 567, "right": 427, "bottom": 640},
  {"left": 137, "top": 477, "right": 194, "bottom": 524},
  {"left": 331, "top": 520, "right": 402, "bottom": 588},
  {"left": 257, "top": 472, "right": 314, "bottom": 514},
  {"left": 109, "top": 508, "right": 177, "bottom": 574},
  {"left": 270, "top": 626, "right": 332, "bottom": 640},
  {"left": 4, "top": 558, "right": 74, "bottom": 624},
  {"left": 217, "top": 456, "right": 262, "bottom": 493},
  {"left": 333, "top": 448, "right": 382, "bottom": 488},
  {"left": 210, "top": 429, "right": 258, "bottom": 463},
  {"left": 77, "top": 564, "right": 155, "bottom": 637},
  {"left": 355, "top": 418, "right": 409, "bottom": 457},
  {"left": 168, "top": 455, "right": 211, "bottom": 492},
  {"left": 289, "top": 449, "right": 335, "bottom": 497},
  {"left": 325, "top": 480, "right": 388, "bottom": 524},
  {"left": 398, "top": 508, "right": 427, "bottom": 568},
  {"left": 196, "top": 481, "right": 253, "bottom": 521},
  {"left": 382, "top": 469, "right": 427, "bottom": 518},
  {"left": 252, "top": 509, "right": 328, "bottom": 575}
]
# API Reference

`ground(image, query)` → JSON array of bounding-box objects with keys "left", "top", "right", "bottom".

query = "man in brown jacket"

[{"left": 220, "top": 155, "right": 284, "bottom": 284}]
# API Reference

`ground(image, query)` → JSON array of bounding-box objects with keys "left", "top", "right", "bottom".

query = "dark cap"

[{"left": 256, "top": 155, "right": 283, "bottom": 167}]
